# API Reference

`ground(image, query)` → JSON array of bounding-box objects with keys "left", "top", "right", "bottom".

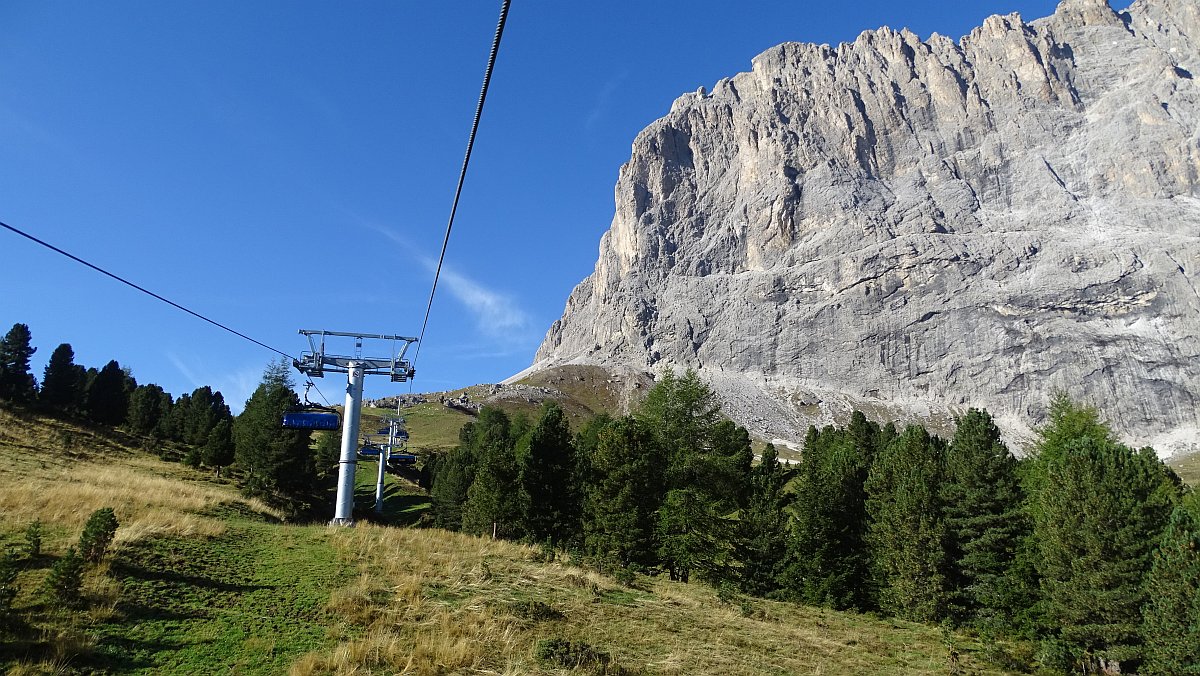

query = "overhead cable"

[
  {"left": 0, "top": 219, "right": 294, "bottom": 360},
  {"left": 412, "top": 0, "right": 512, "bottom": 367}
]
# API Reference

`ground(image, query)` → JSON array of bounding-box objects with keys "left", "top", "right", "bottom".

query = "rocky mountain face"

[{"left": 533, "top": 0, "right": 1200, "bottom": 454}]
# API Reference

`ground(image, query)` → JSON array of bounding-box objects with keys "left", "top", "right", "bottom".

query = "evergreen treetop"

[
  {"left": 39, "top": 343, "right": 84, "bottom": 415},
  {"left": 0, "top": 323, "right": 37, "bottom": 405}
]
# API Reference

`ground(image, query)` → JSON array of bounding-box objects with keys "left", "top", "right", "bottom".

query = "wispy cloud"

[
  {"left": 585, "top": 71, "right": 629, "bottom": 133},
  {"left": 368, "top": 224, "right": 536, "bottom": 345},
  {"left": 436, "top": 267, "right": 532, "bottom": 338},
  {"left": 167, "top": 352, "right": 263, "bottom": 413}
]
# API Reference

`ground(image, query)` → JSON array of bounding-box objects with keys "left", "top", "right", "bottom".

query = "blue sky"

[{"left": 1, "top": 0, "right": 1064, "bottom": 410}]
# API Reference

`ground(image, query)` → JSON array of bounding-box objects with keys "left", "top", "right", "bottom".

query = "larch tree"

[{"left": 640, "top": 369, "right": 746, "bottom": 583}]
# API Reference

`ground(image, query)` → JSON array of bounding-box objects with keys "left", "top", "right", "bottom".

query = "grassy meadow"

[{"left": 0, "top": 407, "right": 1037, "bottom": 674}]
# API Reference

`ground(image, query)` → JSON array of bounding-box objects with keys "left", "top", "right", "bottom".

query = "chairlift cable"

[
  {"left": 0, "top": 219, "right": 294, "bottom": 360},
  {"left": 309, "top": 379, "right": 333, "bottom": 407},
  {"left": 411, "top": 0, "right": 512, "bottom": 369}
]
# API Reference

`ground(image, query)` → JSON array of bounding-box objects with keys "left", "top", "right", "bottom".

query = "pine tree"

[
  {"left": 0, "top": 550, "right": 17, "bottom": 625},
  {"left": 41, "top": 547, "right": 84, "bottom": 607},
  {"left": 736, "top": 443, "right": 790, "bottom": 597},
  {"left": 0, "top": 323, "right": 37, "bottom": 405},
  {"left": 39, "top": 343, "right": 83, "bottom": 414},
  {"left": 163, "top": 392, "right": 190, "bottom": 441},
  {"left": 127, "top": 384, "right": 172, "bottom": 436},
  {"left": 583, "top": 416, "right": 663, "bottom": 571},
  {"left": 865, "top": 424, "right": 949, "bottom": 622},
  {"left": 1140, "top": 492, "right": 1200, "bottom": 676},
  {"left": 430, "top": 443, "right": 476, "bottom": 531},
  {"left": 461, "top": 407, "right": 523, "bottom": 538},
  {"left": 200, "top": 419, "right": 234, "bottom": 477},
  {"left": 85, "top": 360, "right": 130, "bottom": 425},
  {"left": 1034, "top": 435, "right": 1177, "bottom": 671},
  {"left": 940, "top": 408, "right": 1027, "bottom": 627},
  {"left": 784, "top": 425, "right": 873, "bottom": 609},
  {"left": 519, "top": 402, "right": 579, "bottom": 546},
  {"left": 78, "top": 507, "right": 118, "bottom": 562},
  {"left": 233, "top": 359, "right": 314, "bottom": 509}
]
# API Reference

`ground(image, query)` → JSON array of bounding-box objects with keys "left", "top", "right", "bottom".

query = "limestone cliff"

[{"left": 534, "top": 0, "right": 1200, "bottom": 454}]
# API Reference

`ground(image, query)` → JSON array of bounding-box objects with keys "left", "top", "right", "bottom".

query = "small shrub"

[
  {"left": 716, "top": 581, "right": 738, "bottom": 606},
  {"left": 183, "top": 447, "right": 202, "bottom": 468},
  {"left": 41, "top": 547, "right": 85, "bottom": 607},
  {"left": 534, "top": 637, "right": 612, "bottom": 670},
  {"left": 611, "top": 566, "right": 636, "bottom": 588},
  {"left": 78, "top": 507, "right": 119, "bottom": 563},
  {"left": 529, "top": 540, "right": 557, "bottom": 563},
  {"left": 23, "top": 519, "right": 42, "bottom": 558},
  {"left": 508, "top": 599, "right": 564, "bottom": 622}
]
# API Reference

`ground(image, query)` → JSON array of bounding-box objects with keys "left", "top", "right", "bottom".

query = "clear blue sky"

[{"left": 1, "top": 0, "right": 1064, "bottom": 410}]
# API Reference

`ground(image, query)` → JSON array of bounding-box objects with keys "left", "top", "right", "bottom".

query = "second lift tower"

[{"left": 293, "top": 329, "right": 417, "bottom": 525}]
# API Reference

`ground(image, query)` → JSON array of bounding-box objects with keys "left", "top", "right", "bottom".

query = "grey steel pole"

[
  {"left": 332, "top": 362, "right": 364, "bottom": 525},
  {"left": 374, "top": 430, "right": 387, "bottom": 516}
]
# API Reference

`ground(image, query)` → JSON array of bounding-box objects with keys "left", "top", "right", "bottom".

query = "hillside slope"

[{"left": 0, "top": 410, "right": 1027, "bottom": 674}]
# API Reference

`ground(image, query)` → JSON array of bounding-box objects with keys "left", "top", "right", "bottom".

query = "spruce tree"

[
  {"left": 941, "top": 408, "right": 1027, "bottom": 627},
  {"left": 1034, "top": 435, "right": 1177, "bottom": 671},
  {"left": 864, "top": 424, "right": 949, "bottom": 622},
  {"left": 0, "top": 323, "right": 37, "bottom": 405},
  {"left": 583, "top": 416, "right": 663, "bottom": 570},
  {"left": 1140, "top": 492, "right": 1200, "bottom": 676},
  {"left": 85, "top": 360, "right": 130, "bottom": 425},
  {"left": 39, "top": 343, "right": 83, "bottom": 414},
  {"left": 519, "top": 402, "right": 579, "bottom": 546}
]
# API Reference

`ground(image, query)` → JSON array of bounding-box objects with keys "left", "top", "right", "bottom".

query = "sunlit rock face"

[{"left": 535, "top": 0, "right": 1200, "bottom": 455}]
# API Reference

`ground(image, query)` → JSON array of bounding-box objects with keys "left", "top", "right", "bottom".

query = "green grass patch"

[
  {"left": 1169, "top": 450, "right": 1200, "bottom": 486},
  {"left": 85, "top": 522, "right": 353, "bottom": 674}
]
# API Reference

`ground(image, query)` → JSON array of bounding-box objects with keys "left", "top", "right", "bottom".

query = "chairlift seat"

[{"left": 282, "top": 411, "right": 340, "bottom": 430}]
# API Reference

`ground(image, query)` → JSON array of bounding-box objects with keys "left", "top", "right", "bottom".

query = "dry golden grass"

[
  {"left": 293, "top": 526, "right": 1019, "bottom": 676},
  {"left": 0, "top": 409, "right": 281, "bottom": 548}
]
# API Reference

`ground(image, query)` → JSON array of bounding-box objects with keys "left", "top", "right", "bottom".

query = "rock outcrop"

[{"left": 534, "top": 0, "right": 1200, "bottom": 455}]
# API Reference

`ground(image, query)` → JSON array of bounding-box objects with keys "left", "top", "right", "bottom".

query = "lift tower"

[{"left": 293, "top": 330, "right": 417, "bottom": 525}]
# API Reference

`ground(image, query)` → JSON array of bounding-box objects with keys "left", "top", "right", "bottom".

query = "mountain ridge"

[{"left": 532, "top": 0, "right": 1200, "bottom": 454}]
